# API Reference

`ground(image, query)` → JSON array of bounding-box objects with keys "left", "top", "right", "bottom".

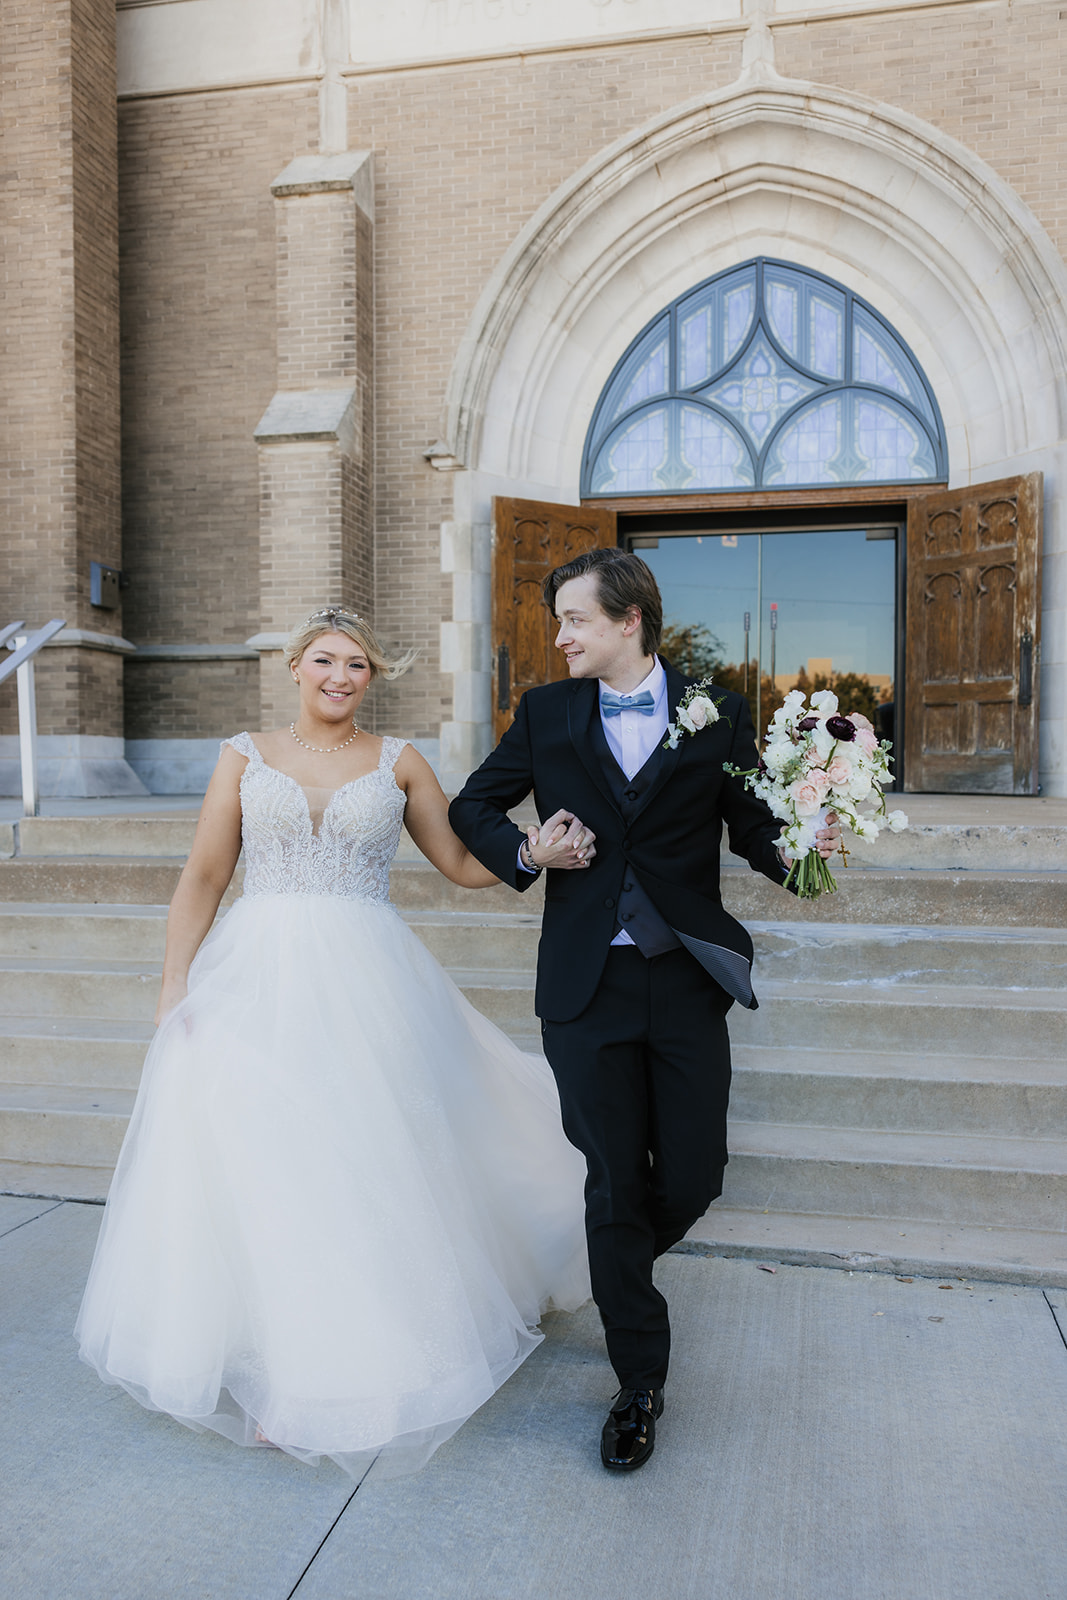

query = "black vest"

[{"left": 590, "top": 713, "right": 681, "bottom": 961}]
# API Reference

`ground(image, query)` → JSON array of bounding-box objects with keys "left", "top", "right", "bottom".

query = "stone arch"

[
  {"left": 446, "top": 74, "right": 1067, "bottom": 493},
  {"left": 437, "top": 71, "right": 1067, "bottom": 788}
]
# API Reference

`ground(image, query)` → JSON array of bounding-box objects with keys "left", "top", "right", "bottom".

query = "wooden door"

[
  {"left": 492, "top": 497, "right": 617, "bottom": 740},
  {"left": 904, "top": 473, "right": 1042, "bottom": 793}
]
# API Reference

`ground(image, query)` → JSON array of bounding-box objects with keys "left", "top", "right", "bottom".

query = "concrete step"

[
  {"left": 730, "top": 1045, "right": 1067, "bottom": 1139},
  {"left": 838, "top": 823, "right": 1067, "bottom": 872},
  {"left": 14, "top": 815, "right": 200, "bottom": 858},
  {"left": 681, "top": 1206, "right": 1067, "bottom": 1288},
  {"left": 401, "top": 909, "right": 542, "bottom": 968},
  {"left": 449, "top": 968, "right": 538, "bottom": 1034},
  {"left": 0, "top": 857, "right": 190, "bottom": 905},
  {"left": 0, "top": 1083, "right": 132, "bottom": 1168},
  {"left": 0, "top": 959, "right": 160, "bottom": 1022},
  {"left": 0, "top": 850, "right": 1064, "bottom": 928},
  {"left": 720, "top": 865, "right": 1067, "bottom": 927},
  {"left": 0, "top": 1159, "right": 113, "bottom": 1203},
  {"left": 0, "top": 1016, "right": 152, "bottom": 1090},
  {"left": 724, "top": 1120, "right": 1067, "bottom": 1232},
  {"left": 749, "top": 921, "right": 1067, "bottom": 989},
  {"left": 734, "top": 979, "right": 1067, "bottom": 1059},
  {"left": 0, "top": 898, "right": 1064, "bottom": 996},
  {"left": 0, "top": 903, "right": 169, "bottom": 960}
]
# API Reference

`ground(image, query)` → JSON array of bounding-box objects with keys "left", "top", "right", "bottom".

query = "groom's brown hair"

[{"left": 543, "top": 547, "right": 663, "bottom": 658}]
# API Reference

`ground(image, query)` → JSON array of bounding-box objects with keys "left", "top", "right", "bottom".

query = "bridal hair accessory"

[
  {"left": 304, "top": 607, "right": 363, "bottom": 625},
  {"left": 663, "top": 679, "right": 729, "bottom": 749},
  {"left": 723, "top": 688, "right": 907, "bottom": 899},
  {"left": 289, "top": 721, "right": 360, "bottom": 753}
]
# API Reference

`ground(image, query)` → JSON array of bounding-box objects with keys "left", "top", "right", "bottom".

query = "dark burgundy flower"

[
  {"left": 797, "top": 715, "right": 818, "bottom": 731},
  {"left": 757, "top": 759, "right": 768, "bottom": 776},
  {"left": 826, "top": 715, "right": 856, "bottom": 741}
]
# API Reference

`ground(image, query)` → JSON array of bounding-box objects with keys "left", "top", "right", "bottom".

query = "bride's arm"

[
  {"left": 155, "top": 747, "right": 245, "bottom": 1022},
  {"left": 396, "top": 745, "right": 502, "bottom": 889}
]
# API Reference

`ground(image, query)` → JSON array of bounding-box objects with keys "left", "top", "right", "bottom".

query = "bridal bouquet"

[{"left": 724, "top": 688, "right": 908, "bottom": 899}]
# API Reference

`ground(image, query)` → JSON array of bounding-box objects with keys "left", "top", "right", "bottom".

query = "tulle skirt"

[{"left": 75, "top": 893, "right": 590, "bottom": 1479}]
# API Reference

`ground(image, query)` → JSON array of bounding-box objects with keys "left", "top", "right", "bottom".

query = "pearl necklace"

[{"left": 289, "top": 720, "right": 360, "bottom": 754}]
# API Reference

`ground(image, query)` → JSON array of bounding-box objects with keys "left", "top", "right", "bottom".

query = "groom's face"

[{"left": 554, "top": 574, "right": 641, "bottom": 685}]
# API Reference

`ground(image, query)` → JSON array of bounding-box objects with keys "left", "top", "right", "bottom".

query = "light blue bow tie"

[{"left": 601, "top": 689, "right": 656, "bottom": 717}]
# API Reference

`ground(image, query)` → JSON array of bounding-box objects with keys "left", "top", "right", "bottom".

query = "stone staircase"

[{"left": 0, "top": 800, "right": 1065, "bottom": 1286}]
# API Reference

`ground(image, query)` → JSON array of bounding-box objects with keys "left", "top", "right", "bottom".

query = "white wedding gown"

[{"left": 76, "top": 734, "right": 590, "bottom": 1479}]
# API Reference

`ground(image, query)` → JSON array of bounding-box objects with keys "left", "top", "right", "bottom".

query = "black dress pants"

[{"left": 541, "top": 944, "right": 732, "bottom": 1392}]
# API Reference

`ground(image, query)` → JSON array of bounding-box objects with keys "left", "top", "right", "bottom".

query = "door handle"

[
  {"left": 496, "top": 644, "right": 510, "bottom": 712},
  {"left": 1018, "top": 630, "right": 1033, "bottom": 707}
]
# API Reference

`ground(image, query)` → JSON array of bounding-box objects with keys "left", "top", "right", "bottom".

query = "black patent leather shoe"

[{"left": 600, "top": 1387, "right": 664, "bottom": 1471}]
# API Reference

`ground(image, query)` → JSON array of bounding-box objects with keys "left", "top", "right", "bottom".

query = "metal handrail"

[{"left": 0, "top": 620, "right": 67, "bottom": 816}]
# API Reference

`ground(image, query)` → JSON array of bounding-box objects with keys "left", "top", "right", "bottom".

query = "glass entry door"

[{"left": 630, "top": 526, "right": 900, "bottom": 751}]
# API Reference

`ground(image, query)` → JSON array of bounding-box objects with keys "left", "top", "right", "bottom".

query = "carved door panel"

[
  {"left": 904, "top": 474, "right": 1042, "bottom": 793},
  {"left": 492, "top": 497, "right": 617, "bottom": 740}
]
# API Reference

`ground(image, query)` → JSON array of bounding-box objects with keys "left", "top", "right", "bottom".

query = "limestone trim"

[
  {"left": 47, "top": 629, "right": 137, "bottom": 655},
  {"left": 128, "top": 644, "right": 259, "bottom": 661},
  {"left": 445, "top": 76, "right": 1067, "bottom": 484},
  {"left": 117, "top": 75, "right": 319, "bottom": 102},
  {"left": 254, "top": 385, "right": 361, "bottom": 454},
  {"left": 270, "top": 150, "right": 373, "bottom": 218}
]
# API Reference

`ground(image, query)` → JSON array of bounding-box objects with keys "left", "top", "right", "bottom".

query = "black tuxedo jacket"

[{"left": 448, "top": 660, "right": 791, "bottom": 1024}]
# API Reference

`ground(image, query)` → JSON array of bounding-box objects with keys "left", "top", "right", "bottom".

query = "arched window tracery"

[{"left": 582, "top": 259, "right": 946, "bottom": 496}]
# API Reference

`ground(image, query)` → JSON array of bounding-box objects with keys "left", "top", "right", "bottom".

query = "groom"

[{"left": 450, "top": 547, "right": 837, "bottom": 1471}]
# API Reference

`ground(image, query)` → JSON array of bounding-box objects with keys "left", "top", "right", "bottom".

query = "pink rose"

[
  {"left": 849, "top": 713, "right": 874, "bottom": 732},
  {"left": 826, "top": 758, "right": 851, "bottom": 786},
  {"left": 791, "top": 780, "right": 822, "bottom": 816},
  {"left": 855, "top": 729, "right": 878, "bottom": 756},
  {"left": 810, "top": 768, "right": 833, "bottom": 793}
]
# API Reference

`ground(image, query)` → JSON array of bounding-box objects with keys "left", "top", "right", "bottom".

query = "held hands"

[{"left": 524, "top": 809, "right": 596, "bottom": 871}]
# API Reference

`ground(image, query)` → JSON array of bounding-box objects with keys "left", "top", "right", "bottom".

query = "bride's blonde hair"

[{"left": 284, "top": 607, "right": 417, "bottom": 681}]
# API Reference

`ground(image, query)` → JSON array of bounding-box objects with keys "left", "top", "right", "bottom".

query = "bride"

[{"left": 76, "top": 606, "right": 593, "bottom": 1479}]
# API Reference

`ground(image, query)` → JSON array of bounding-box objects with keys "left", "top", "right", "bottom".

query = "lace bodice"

[{"left": 224, "top": 732, "right": 408, "bottom": 901}]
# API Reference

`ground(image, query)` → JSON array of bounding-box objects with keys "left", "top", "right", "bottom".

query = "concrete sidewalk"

[{"left": 2, "top": 1196, "right": 1065, "bottom": 1600}]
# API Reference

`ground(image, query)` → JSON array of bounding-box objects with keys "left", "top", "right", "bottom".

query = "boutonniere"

[{"left": 664, "top": 679, "right": 730, "bottom": 750}]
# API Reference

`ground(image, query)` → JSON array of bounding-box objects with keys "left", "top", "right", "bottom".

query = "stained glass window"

[{"left": 582, "top": 258, "right": 946, "bottom": 495}]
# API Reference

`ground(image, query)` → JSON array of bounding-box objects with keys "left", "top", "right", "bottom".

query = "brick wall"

[
  {"left": 111, "top": 16, "right": 1063, "bottom": 747},
  {"left": 775, "top": 4, "right": 1066, "bottom": 262},
  {"left": 116, "top": 87, "right": 319, "bottom": 670},
  {"left": 0, "top": 0, "right": 122, "bottom": 738},
  {"left": 124, "top": 658, "right": 260, "bottom": 740}
]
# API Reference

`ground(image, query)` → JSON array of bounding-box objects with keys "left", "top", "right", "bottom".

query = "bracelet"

[{"left": 520, "top": 839, "right": 542, "bottom": 874}]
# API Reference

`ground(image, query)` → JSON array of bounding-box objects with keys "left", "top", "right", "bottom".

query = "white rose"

[
  {"left": 676, "top": 704, "right": 696, "bottom": 733},
  {"left": 847, "top": 769, "right": 872, "bottom": 801},
  {"left": 686, "top": 695, "right": 717, "bottom": 729},
  {"left": 887, "top": 809, "right": 908, "bottom": 832}
]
